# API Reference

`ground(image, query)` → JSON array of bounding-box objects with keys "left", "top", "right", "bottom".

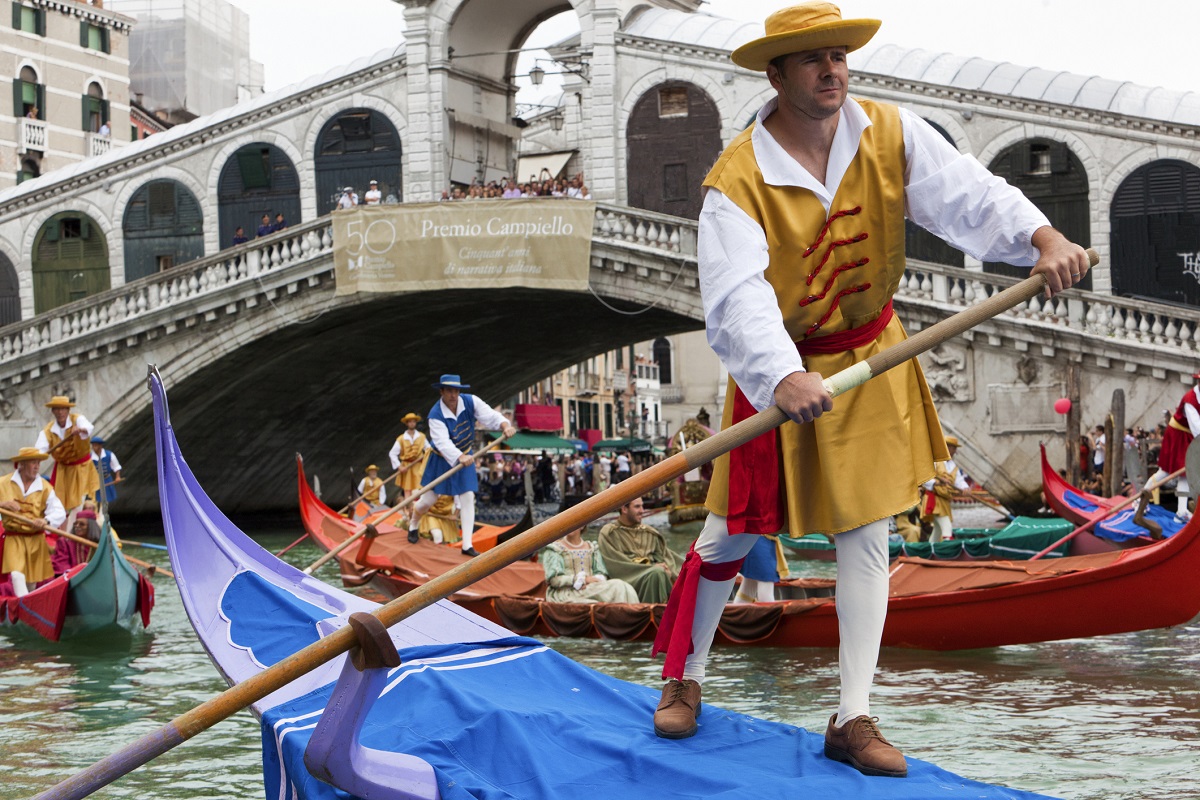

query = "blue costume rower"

[{"left": 407, "top": 374, "right": 515, "bottom": 556}]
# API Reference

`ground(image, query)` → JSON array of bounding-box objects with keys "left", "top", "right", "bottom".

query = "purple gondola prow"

[{"left": 304, "top": 613, "right": 441, "bottom": 800}]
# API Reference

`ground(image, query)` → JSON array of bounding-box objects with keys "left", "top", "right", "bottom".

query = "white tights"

[
  {"left": 683, "top": 513, "right": 891, "bottom": 727},
  {"left": 410, "top": 491, "right": 476, "bottom": 549},
  {"left": 1146, "top": 469, "right": 1190, "bottom": 515}
]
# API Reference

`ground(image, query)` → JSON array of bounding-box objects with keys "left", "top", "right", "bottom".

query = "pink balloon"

[{"left": 1054, "top": 398, "right": 1072, "bottom": 415}]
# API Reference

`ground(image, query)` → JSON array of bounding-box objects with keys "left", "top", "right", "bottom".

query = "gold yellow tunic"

[
  {"left": 0, "top": 474, "right": 55, "bottom": 583},
  {"left": 360, "top": 476, "right": 384, "bottom": 505},
  {"left": 396, "top": 432, "right": 429, "bottom": 492},
  {"left": 703, "top": 99, "right": 947, "bottom": 537},
  {"left": 43, "top": 414, "right": 100, "bottom": 510},
  {"left": 922, "top": 462, "right": 960, "bottom": 520},
  {"left": 419, "top": 494, "right": 460, "bottom": 544}
]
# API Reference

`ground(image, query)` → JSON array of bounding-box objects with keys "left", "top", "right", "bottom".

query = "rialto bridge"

[{"left": 0, "top": 0, "right": 1199, "bottom": 514}]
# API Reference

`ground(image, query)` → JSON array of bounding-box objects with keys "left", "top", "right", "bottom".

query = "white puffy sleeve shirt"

[
  {"left": 700, "top": 97, "right": 1051, "bottom": 411},
  {"left": 427, "top": 396, "right": 510, "bottom": 462}
]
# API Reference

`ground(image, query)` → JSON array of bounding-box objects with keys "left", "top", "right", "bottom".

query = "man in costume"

[
  {"left": 390, "top": 413, "right": 430, "bottom": 506},
  {"left": 35, "top": 395, "right": 99, "bottom": 512},
  {"left": 597, "top": 497, "right": 683, "bottom": 603},
  {"left": 408, "top": 375, "right": 515, "bottom": 556},
  {"left": 90, "top": 435, "right": 122, "bottom": 506},
  {"left": 0, "top": 447, "right": 67, "bottom": 596},
  {"left": 920, "top": 435, "right": 970, "bottom": 543},
  {"left": 1145, "top": 372, "right": 1200, "bottom": 521},
  {"left": 357, "top": 465, "right": 387, "bottom": 511},
  {"left": 648, "top": 2, "right": 1090, "bottom": 777}
]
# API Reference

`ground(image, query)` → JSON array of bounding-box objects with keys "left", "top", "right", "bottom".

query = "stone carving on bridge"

[
  {"left": 922, "top": 344, "right": 972, "bottom": 403},
  {"left": 0, "top": 390, "right": 12, "bottom": 420},
  {"left": 987, "top": 382, "right": 1065, "bottom": 434},
  {"left": 1015, "top": 354, "right": 1040, "bottom": 385}
]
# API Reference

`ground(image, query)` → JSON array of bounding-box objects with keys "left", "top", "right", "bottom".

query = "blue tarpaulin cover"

[
  {"left": 249, "top": 578, "right": 1056, "bottom": 800},
  {"left": 1062, "top": 491, "right": 1183, "bottom": 541}
]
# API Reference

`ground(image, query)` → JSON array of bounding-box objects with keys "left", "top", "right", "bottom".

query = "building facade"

[{"left": 1, "top": 0, "right": 134, "bottom": 191}]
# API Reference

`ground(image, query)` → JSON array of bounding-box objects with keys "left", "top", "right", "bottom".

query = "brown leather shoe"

[
  {"left": 823, "top": 714, "right": 908, "bottom": 778},
  {"left": 653, "top": 679, "right": 702, "bottom": 739}
]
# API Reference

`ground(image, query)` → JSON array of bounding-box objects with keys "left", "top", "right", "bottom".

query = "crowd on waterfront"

[{"left": 1080, "top": 423, "right": 1164, "bottom": 496}]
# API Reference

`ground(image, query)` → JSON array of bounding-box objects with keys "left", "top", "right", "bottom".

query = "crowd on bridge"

[{"left": 439, "top": 170, "right": 591, "bottom": 202}]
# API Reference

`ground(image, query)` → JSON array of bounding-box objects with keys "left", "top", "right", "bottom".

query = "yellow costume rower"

[
  {"left": 1, "top": 447, "right": 67, "bottom": 595},
  {"left": 34, "top": 395, "right": 99, "bottom": 511},
  {"left": 390, "top": 412, "right": 430, "bottom": 500}
]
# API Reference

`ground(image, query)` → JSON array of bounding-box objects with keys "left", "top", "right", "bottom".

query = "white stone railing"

[
  {"left": 593, "top": 201, "right": 697, "bottom": 257},
  {"left": 0, "top": 218, "right": 335, "bottom": 363},
  {"left": 19, "top": 118, "right": 47, "bottom": 153},
  {"left": 86, "top": 132, "right": 112, "bottom": 159},
  {"left": 898, "top": 258, "right": 1200, "bottom": 354}
]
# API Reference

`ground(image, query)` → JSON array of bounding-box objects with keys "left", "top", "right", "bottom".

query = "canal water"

[{"left": 1, "top": 526, "right": 1197, "bottom": 799}]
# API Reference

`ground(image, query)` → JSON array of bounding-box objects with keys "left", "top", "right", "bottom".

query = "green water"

[{"left": 2, "top": 530, "right": 1198, "bottom": 799}]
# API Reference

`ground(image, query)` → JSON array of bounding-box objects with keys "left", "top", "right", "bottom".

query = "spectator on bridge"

[
  {"left": 337, "top": 186, "right": 358, "bottom": 209},
  {"left": 271, "top": 213, "right": 288, "bottom": 233},
  {"left": 256, "top": 214, "right": 273, "bottom": 238},
  {"left": 364, "top": 180, "right": 382, "bottom": 205},
  {"left": 35, "top": 396, "right": 98, "bottom": 513},
  {"left": 502, "top": 180, "right": 522, "bottom": 199},
  {"left": 231, "top": 226, "right": 248, "bottom": 246}
]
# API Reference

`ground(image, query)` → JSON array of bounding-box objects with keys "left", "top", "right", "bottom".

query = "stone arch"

[
  {"left": 653, "top": 336, "right": 674, "bottom": 386},
  {"left": 121, "top": 179, "right": 205, "bottom": 282},
  {"left": 31, "top": 211, "right": 110, "bottom": 314},
  {"left": 0, "top": 250, "right": 19, "bottom": 326},
  {"left": 21, "top": 197, "right": 118, "bottom": 287},
  {"left": 909, "top": 106, "right": 971, "bottom": 154},
  {"left": 301, "top": 95, "right": 407, "bottom": 166},
  {"left": 81, "top": 74, "right": 107, "bottom": 96},
  {"left": 205, "top": 131, "right": 305, "bottom": 215},
  {"left": 210, "top": 138, "right": 303, "bottom": 251},
  {"left": 311, "top": 108, "right": 403, "bottom": 214},
  {"left": 982, "top": 128, "right": 1095, "bottom": 286},
  {"left": 731, "top": 87, "right": 776, "bottom": 137},
  {"left": 1108, "top": 158, "right": 1200, "bottom": 306},
  {"left": 112, "top": 163, "right": 209, "bottom": 227},
  {"left": 621, "top": 74, "right": 727, "bottom": 218},
  {"left": 437, "top": 0, "right": 596, "bottom": 62}
]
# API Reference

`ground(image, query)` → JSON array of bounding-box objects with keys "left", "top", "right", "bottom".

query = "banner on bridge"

[{"left": 332, "top": 199, "right": 595, "bottom": 296}]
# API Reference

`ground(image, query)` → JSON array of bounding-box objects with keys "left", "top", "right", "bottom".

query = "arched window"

[
  {"left": 653, "top": 337, "right": 673, "bottom": 385},
  {"left": 82, "top": 81, "right": 108, "bottom": 132},
  {"left": 32, "top": 212, "right": 109, "bottom": 314},
  {"left": 0, "top": 252, "right": 19, "bottom": 327},
  {"left": 1110, "top": 160, "right": 1200, "bottom": 306},
  {"left": 123, "top": 180, "right": 205, "bottom": 281},
  {"left": 217, "top": 143, "right": 301, "bottom": 248},
  {"left": 314, "top": 109, "right": 402, "bottom": 215},
  {"left": 627, "top": 82, "right": 723, "bottom": 219},
  {"left": 986, "top": 138, "right": 1090, "bottom": 287},
  {"left": 15, "top": 65, "right": 44, "bottom": 119}
]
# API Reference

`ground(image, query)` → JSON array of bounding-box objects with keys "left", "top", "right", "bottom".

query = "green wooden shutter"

[
  {"left": 12, "top": 78, "right": 21, "bottom": 117},
  {"left": 80, "top": 218, "right": 91, "bottom": 239},
  {"left": 101, "top": 98, "right": 109, "bottom": 124},
  {"left": 101, "top": 27, "right": 109, "bottom": 53},
  {"left": 46, "top": 221, "right": 59, "bottom": 242},
  {"left": 79, "top": 20, "right": 88, "bottom": 47},
  {"left": 81, "top": 95, "right": 89, "bottom": 130},
  {"left": 12, "top": 3, "right": 21, "bottom": 29},
  {"left": 36, "top": 82, "right": 43, "bottom": 113},
  {"left": 35, "top": 7, "right": 43, "bottom": 35}
]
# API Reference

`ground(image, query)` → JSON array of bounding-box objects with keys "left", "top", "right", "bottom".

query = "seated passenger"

[
  {"left": 597, "top": 497, "right": 683, "bottom": 604},
  {"left": 542, "top": 527, "right": 638, "bottom": 604}
]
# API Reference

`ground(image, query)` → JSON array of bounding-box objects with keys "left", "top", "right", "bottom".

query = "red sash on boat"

[
  {"left": 727, "top": 301, "right": 895, "bottom": 536},
  {"left": 48, "top": 453, "right": 92, "bottom": 486},
  {"left": 652, "top": 547, "right": 744, "bottom": 680}
]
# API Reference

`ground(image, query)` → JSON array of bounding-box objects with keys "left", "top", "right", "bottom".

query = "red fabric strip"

[
  {"left": 726, "top": 302, "right": 894, "bottom": 536},
  {"left": 652, "top": 548, "right": 745, "bottom": 680}
]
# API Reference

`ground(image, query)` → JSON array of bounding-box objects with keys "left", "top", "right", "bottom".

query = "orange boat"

[{"left": 297, "top": 456, "right": 547, "bottom": 601}]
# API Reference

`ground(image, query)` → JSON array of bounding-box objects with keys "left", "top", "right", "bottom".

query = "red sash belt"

[
  {"left": 727, "top": 301, "right": 894, "bottom": 536},
  {"left": 652, "top": 547, "right": 744, "bottom": 680},
  {"left": 48, "top": 453, "right": 92, "bottom": 487}
]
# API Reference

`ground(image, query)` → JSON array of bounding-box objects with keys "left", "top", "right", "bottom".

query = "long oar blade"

[{"left": 35, "top": 255, "right": 1096, "bottom": 800}]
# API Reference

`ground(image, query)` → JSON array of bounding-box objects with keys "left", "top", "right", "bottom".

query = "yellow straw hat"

[
  {"left": 365, "top": 464, "right": 378, "bottom": 472},
  {"left": 944, "top": 435, "right": 960, "bottom": 448},
  {"left": 11, "top": 447, "right": 49, "bottom": 462},
  {"left": 45, "top": 395, "right": 75, "bottom": 409},
  {"left": 401, "top": 412, "right": 422, "bottom": 424},
  {"left": 731, "top": 2, "right": 880, "bottom": 71}
]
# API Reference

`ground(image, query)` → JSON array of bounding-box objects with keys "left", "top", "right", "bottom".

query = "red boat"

[
  {"left": 1040, "top": 444, "right": 1183, "bottom": 547},
  {"left": 297, "top": 456, "right": 547, "bottom": 601},
  {"left": 301, "top": 455, "right": 1200, "bottom": 650}
]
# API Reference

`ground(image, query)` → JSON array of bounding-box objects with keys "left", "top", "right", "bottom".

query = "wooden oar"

[
  {"left": 1028, "top": 466, "right": 1185, "bottom": 560},
  {"left": 31, "top": 259, "right": 1097, "bottom": 800},
  {"left": 336, "top": 466, "right": 403, "bottom": 515},
  {"left": 934, "top": 477, "right": 1014, "bottom": 520},
  {"left": 301, "top": 434, "right": 511, "bottom": 575},
  {"left": 118, "top": 539, "right": 170, "bottom": 552},
  {"left": 0, "top": 508, "right": 174, "bottom": 579},
  {"left": 274, "top": 532, "right": 310, "bottom": 558}
]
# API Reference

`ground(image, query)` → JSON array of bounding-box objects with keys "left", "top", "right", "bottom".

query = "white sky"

[{"left": 229, "top": 0, "right": 1199, "bottom": 100}]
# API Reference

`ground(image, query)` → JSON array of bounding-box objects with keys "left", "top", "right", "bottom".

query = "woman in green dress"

[{"left": 542, "top": 527, "right": 639, "bottom": 604}]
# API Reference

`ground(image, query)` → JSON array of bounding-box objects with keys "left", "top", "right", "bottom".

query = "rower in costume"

[
  {"left": 920, "top": 435, "right": 970, "bottom": 543},
  {"left": 1145, "top": 371, "right": 1200, "bottom": 521},
  {"left": 357, "top": 465, "right": 387, "bottom": 510},
  {"left": 407, "top": 375, "right": 515, "bottom": 556},
  {"left": 389, "top": 412, "right": 430, "bottom": 502},
  {"left": 648, "top": 2, "right": 1091, "bottom": 777},
  {"left": 35, "top": 395, "right": 99, "bottom": 512},
  {"left": 0, "top": 447, "right": 67, "bottom": 597},
  {"left": 90, "top": 435, "right": 123, "bottom": 506}
]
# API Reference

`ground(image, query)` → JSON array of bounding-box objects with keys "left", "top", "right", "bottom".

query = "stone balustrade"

[
  {"left": 593, "top": 202, "right": 697, "bottom": 256},
  {"left": 19, "top": 118, "right": 47, "bottom": 154},
  {"left": 86, "top": 132, "right": 112, "bottom": 159},
  {"left": 0, "top": 218, "right": 335, "bottom": 366}
]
